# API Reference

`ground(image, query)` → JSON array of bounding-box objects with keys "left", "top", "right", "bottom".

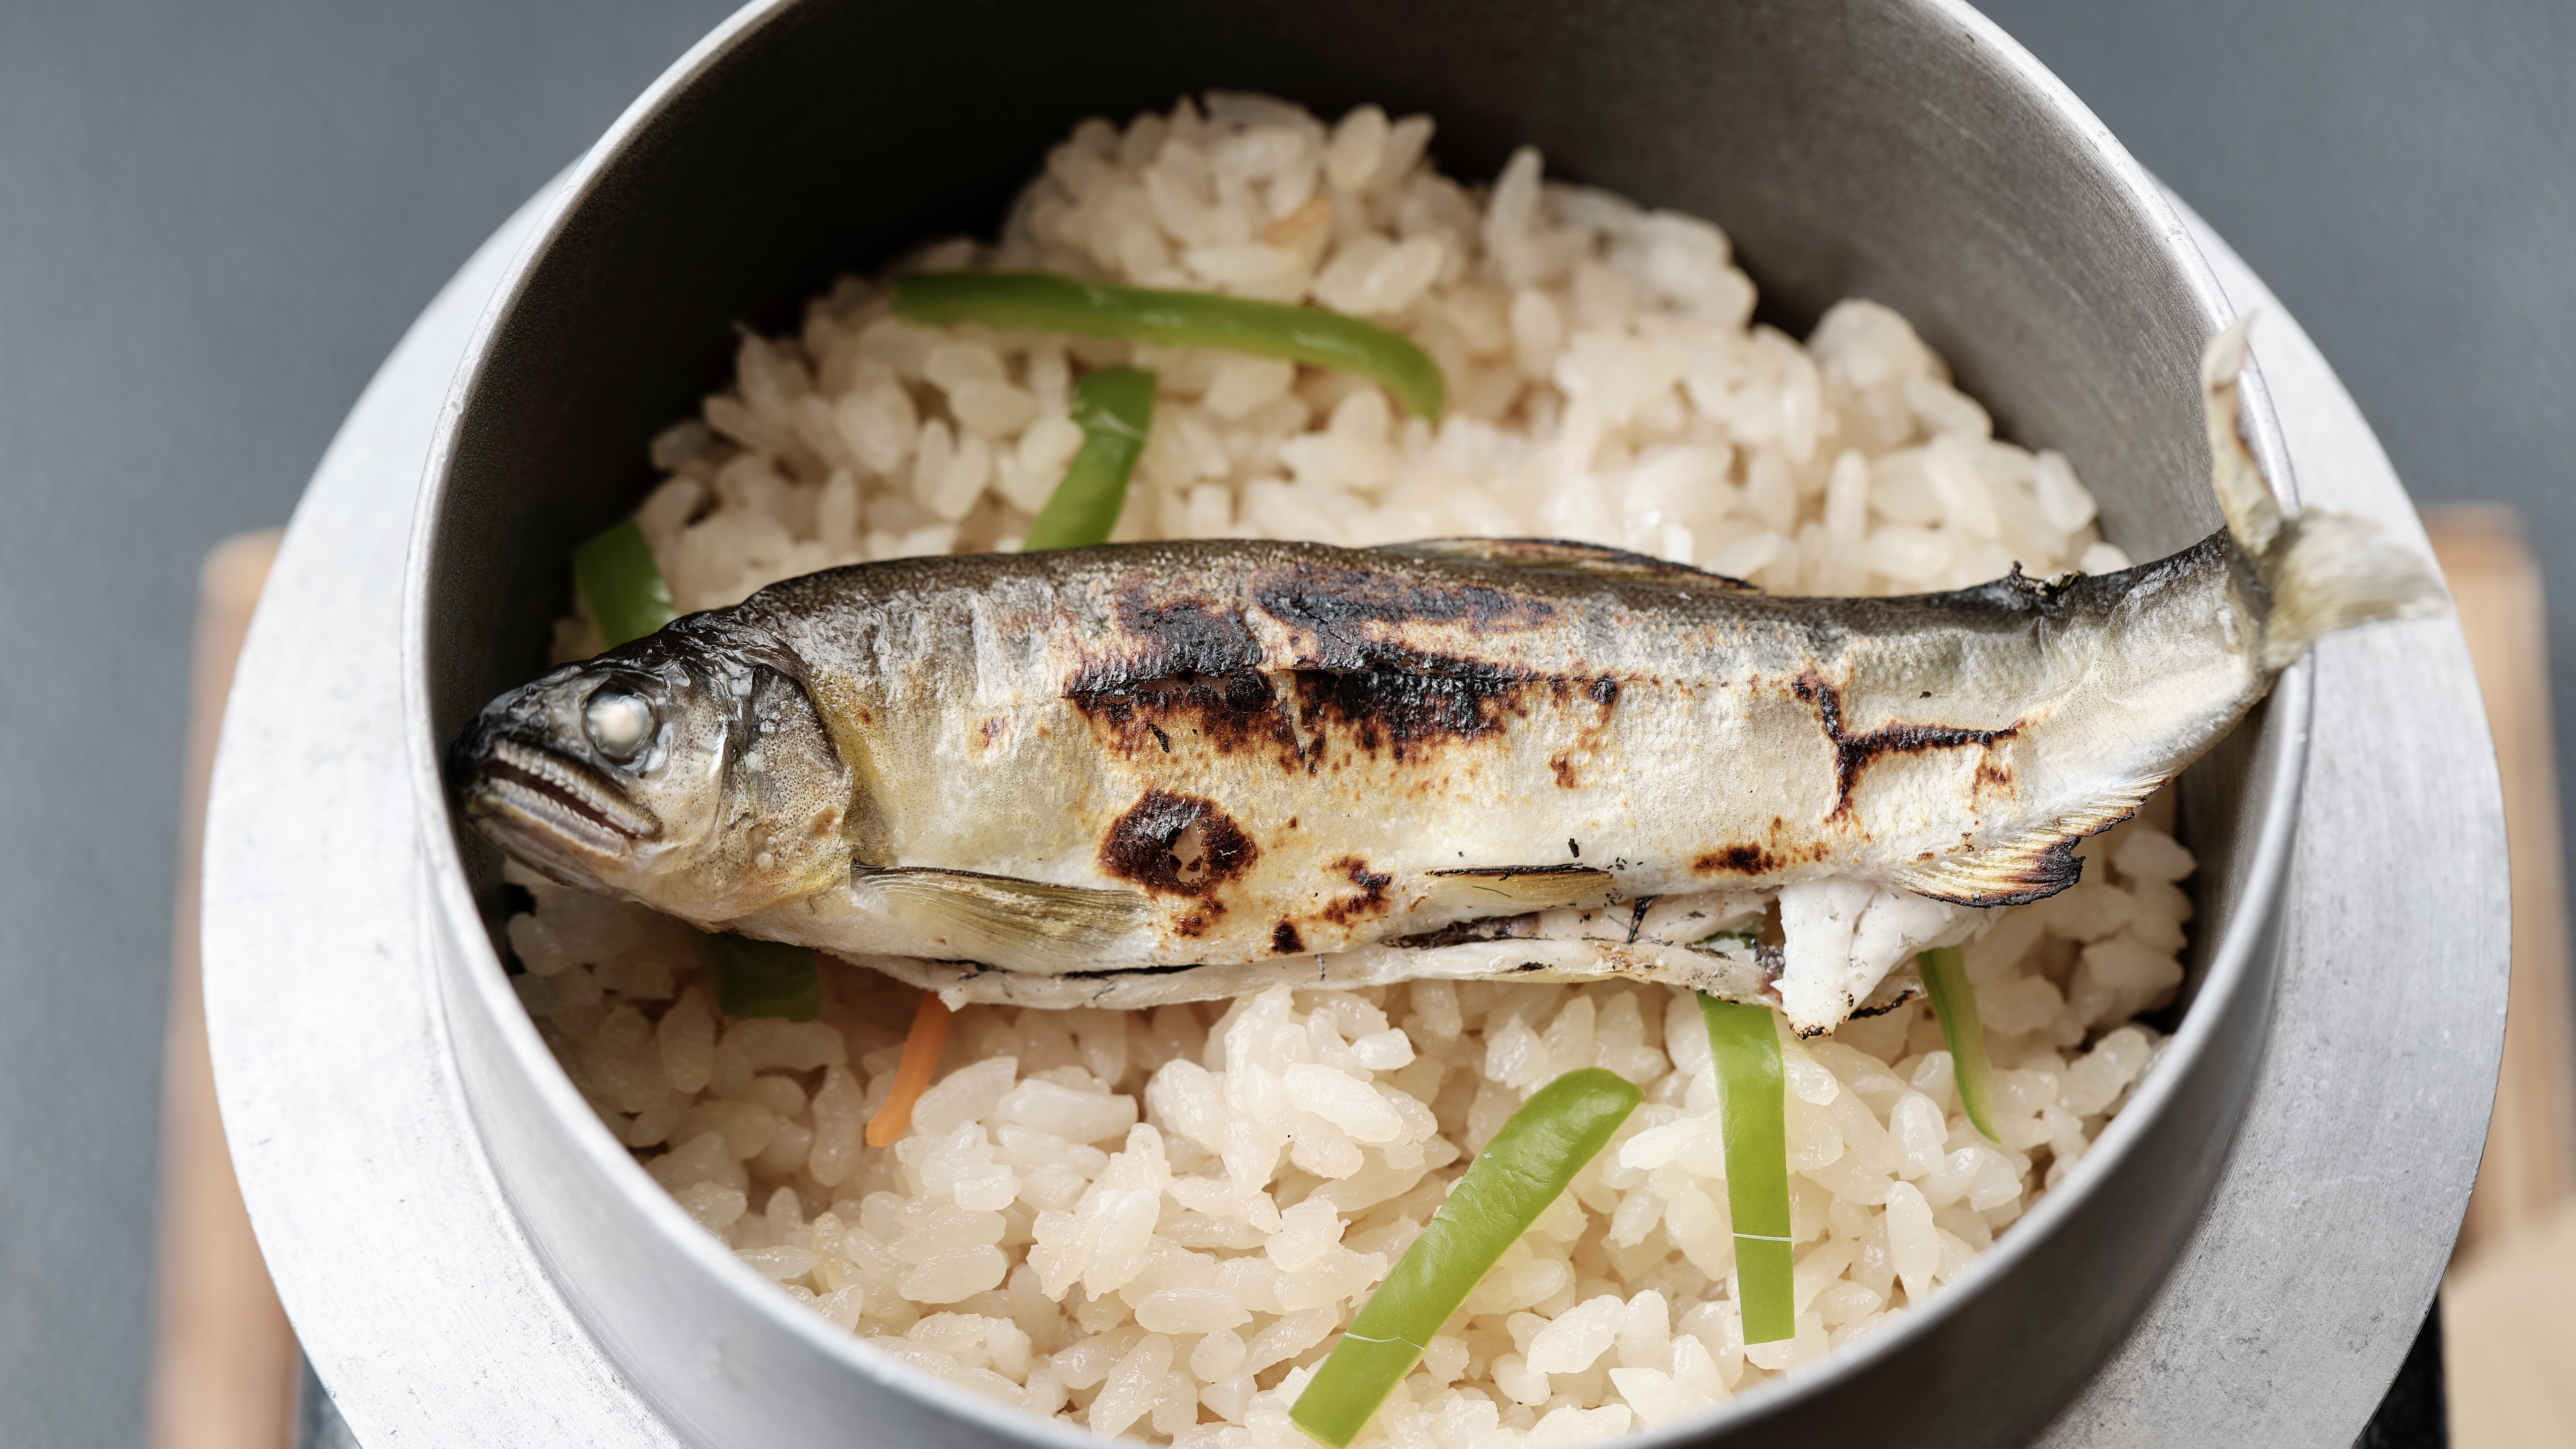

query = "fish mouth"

[{"left": 461, "top": 738, "right": 661, "bottom": 860}]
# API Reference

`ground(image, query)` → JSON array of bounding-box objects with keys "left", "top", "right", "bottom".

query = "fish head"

[{"left": 450, "top": 618, "right": 854, "bottom": 923}]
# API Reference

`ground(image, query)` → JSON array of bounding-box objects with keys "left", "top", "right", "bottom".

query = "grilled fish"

[{"left": 454, "top": 323, "right": 2443, "bottom": 1031}]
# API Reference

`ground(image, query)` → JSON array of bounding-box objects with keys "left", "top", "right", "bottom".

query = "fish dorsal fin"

[
  {"left": 1422, "top": 864, "right": 1620, "bottom": 914},
  {"left": 1382, "top": 538, "right": 1759, "bottom": 591},
  {"left": 1891, "top": 785, "right": 2158, "bottom": 907},
  {"left": 851, "top": 867, "right": 1152, "bottom": 967}
]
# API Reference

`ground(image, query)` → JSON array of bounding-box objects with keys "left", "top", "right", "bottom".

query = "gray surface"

[
  {"left": 0, "top": 0, "right": 2563, "bottom": 1441},
  {"left": 297, "top": 1357, "right": 362, "bottom": 1449},
  {"left": 0, "top": 3, "right": 735, "bottom": 1443}
]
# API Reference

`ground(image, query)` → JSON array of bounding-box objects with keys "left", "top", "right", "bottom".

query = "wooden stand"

[
  {"left": 148, "top": 531, "right": 295, "bottom": 1449},
  {"left": 2426, "top": 506, "right": 2576, "bottom": 1447}
]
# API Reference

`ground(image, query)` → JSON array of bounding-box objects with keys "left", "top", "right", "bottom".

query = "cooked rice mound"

[{"left": 514, "top": 94, "right": 2195, "bottom": 1445}]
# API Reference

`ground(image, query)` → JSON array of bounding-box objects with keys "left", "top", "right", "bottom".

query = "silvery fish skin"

[{"left": 452, "top": 324, "right": 2444, "bottom": 1028}]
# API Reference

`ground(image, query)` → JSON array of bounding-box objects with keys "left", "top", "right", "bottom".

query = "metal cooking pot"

[{"left": 183, "top": 0, "right": 2476, "bottom": 1446}]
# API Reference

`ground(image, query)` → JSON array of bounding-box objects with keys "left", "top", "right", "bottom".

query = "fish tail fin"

[
  {"left": 2200, "top": 313, "right": 2448, "bottom": 669},
  {"left": 2252, "top": 510, "right": 2451, "bottom": 670}
]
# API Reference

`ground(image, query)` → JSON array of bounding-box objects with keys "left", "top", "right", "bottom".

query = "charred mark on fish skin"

[
  {"left": 1113, "top": 590, "right": 1267, "bottom": 677},
  {"left": 1287, "top": 646, "right": 1531, "bottom": 763},
  {"left": 1272, "top": 921, "right": 1305, "bottom": 954},
  {"left": 1694, "top": 836, "right": 1831, "bottom": 877},
  {"left": 1254, "top": 559, "right": 1572, "bottom": 762},
  {"left": 1066, "top": 590, "right": 1297, "bottom": 758},
  {"left": 1319, "top": 857, "right": 1394, "bottom": 926},
  {"left": 1588, "top": 675, "right": 1619, "bottom": 706},
  {"left": 1792, "top": 671, "right": 2019, "bottom": 817},
  {"left": 1696, "top": 844, "right": 1777, "bottom": 875},
  {"left": 1073, "top": 667, "right": 1295, "bottom": 758},
  {"left": 1099, "top": 788, "right": 1258, "bottom": 898}
]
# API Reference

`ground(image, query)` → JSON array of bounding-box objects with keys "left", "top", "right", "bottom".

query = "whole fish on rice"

[{"left": 453, "top": 323, "right": 2443, "bottom": 1032}]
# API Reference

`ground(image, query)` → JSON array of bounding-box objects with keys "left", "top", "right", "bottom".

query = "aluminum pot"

[{"left": 403, "top": 1, "right": 2304, "bottom": 1444}]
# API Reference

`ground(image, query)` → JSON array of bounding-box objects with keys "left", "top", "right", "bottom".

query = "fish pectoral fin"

[
  {"left": 1381, "top": 538, "right": 1760, "bottom": 591},
  {"left": 1895, "top": 787, "right": 2157, "bottom": 907},
  {"left": 852, "top": 867, "right": 1152, "bottom": 969},
  {"left": 1422, "top": 864, "right": 1619, "bottom": 914}
]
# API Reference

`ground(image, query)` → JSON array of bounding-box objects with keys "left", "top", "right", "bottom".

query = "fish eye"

[{"left": 583, "top": 687, "right": 655, "bottom": 761}]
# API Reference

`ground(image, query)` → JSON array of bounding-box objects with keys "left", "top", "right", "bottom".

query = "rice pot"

[{"left": 406, "top": 0, "right": 2305, "bottom": 1444}]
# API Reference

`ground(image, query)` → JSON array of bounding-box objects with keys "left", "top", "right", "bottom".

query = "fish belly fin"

[
  {"left": 1894, "top": 787, "right": 2155, "bottom": 906},
  {"left": 1422, "top": 864, "right": 1620, "bottom": 914},
  {"left": 1381, "top": 538, "right": 1760, "bottom": 591},
  {"left": 2197, "top": 317, "right": 2447, "bottom": 668},
  {"left": 852, "top": 867, "right": 1151, "bottom": 969}
]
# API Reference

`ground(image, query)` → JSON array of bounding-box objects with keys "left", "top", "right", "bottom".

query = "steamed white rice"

[{"left": 513, "top": 95, "right": 2194, "bottom": 1445}]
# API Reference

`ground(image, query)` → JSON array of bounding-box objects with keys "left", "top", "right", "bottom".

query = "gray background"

[{"left": 0, "top": 0, "right": 2561, "bottom": 1441}]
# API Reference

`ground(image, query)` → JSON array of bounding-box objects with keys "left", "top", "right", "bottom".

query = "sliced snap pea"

[
  {"left": 1020, "top": 365, "right": 1156, "bottom": 551},
  {"left": 1288, "top": 1068, "right": 1641, "bottom": 1448},
  {"left": 572, "top": 518, "right": 678, "bottom": 648},
  {"left": 1918, "top": 944, "right": 1999, "bottom": 1142},
  {"left": 892, "top": 270, "right": 1445, "bottom": 418},
  {"left": 1699, "top": 994, "right": 1795, "bottom": 1345},
  {"left": 698, "top": 933, "right": 819, "bottom": 1022}
]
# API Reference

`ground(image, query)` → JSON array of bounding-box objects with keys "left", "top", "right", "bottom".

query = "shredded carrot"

[{"left": 865, "top": 993, "right": 953, "bottom": 1147}]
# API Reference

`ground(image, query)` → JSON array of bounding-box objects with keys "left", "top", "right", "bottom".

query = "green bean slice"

[
  {"left": 1021, "top": 365, "right": 1156, "bottom": 551},
  {"left": 892, "top": 270, "right": 1446, "bottom": 418},
  {"left": 1918, "top": 944, "right": 1998, "bottom": 1142},
  {"left": 1699, "top": 994, "right": 1796, "bottom": 1345},
  {"left": 572, "top": 518, "right": 678, "bottom": 648},
  {"left": 1288, "top": 1068, "right": 1641, "bottom": 1448},
  {"left": 698, "top": 934, "right": 820, "bottom": 1022}
]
